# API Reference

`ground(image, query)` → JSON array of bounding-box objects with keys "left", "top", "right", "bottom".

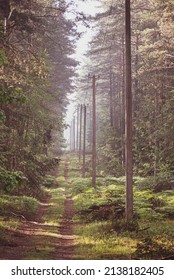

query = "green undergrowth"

[
  {"left": 43, "top": 186, "right": 65, "bottom": 226},
  {"left": 71, "top": 173, "right": 174, "bottom": 259},
  {"left": 43, "top": 175, "right": 58, "bottom": 189},
  {"left": 0, "top": 195, "right": 39, "bottom": 248},
  {"left": 0, "top": 217, "right": 19, "bottom": 246},
  {"left": 0, "top": 195, "right": 39, "bottom": 220},
  {"left": 75, "top": 221, "right": 136, "bottom": 259},
  {"left": 0, "top": 171, "right": 67, "bottom": 259},
  {"left": 24, "top": 244, "right": 55, "bottom": 260}
]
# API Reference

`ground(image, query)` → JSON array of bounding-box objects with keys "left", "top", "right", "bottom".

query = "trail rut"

[{"left": 51, "top": 160, "right": 75, "bottom": 259}]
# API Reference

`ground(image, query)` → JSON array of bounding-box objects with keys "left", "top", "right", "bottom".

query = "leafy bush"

[
  {"left": 0, "top": 195, "right": 39, "bottom": 219},
  {"left": 43, "top": 175, "right": 58, "bottom": 188},
  {"left": 155, "top": 206, "right": 174, "bottom": 219},
  {"left": 71, "top": 178, "right": 92, "bottom": 195},
  {"left": 0, "top": 167, "right": 27, "bottom": 193},
  {"left": 0, "top": 50, "right": 8, "bottom": 66},
  {"left": 112, "top": 216, "right": 139, "bottom": 232},
  {"left": 0, "top": 110, "right": 6, "bottom": 121},
  {"left": 78, "top": 201, "right": 125, "bottom": 222},
  {"left": 19, "top": 153, "right": 60, "bottom": 196},
  {"left": 148, "top": 197, "right": 166, "bottom": 208},
  {"left": 154, "top": 180, "right": 174, "bottom": 192}
]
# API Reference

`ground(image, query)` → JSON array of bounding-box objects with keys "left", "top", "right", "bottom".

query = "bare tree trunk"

[
  {"left": 73, "top": 116, "right": 76, "bottom": 152},
  {"left": 79, "top": 104, "right": 83, "bottom": 162},
  {"left": 0, "top": 0, "right": 10, "bottom": 33},
  {"left": 70, "top": 125, "right": 72, "bottom": 151},
  {"left": 154, "top": 88, "right": 159, "bottom": 177},
  {"left": 125, "top": 0, "right": 133, "bottom": 222},
  {"left": 83, "top": 105, "right": 87, "bottom": 178},
  {"left": 121, "top": 34, "right": 125, "bottom": 171},
  {"left": 109, "top": 68, "right": 114, "bottom": 127},
  {"left": 76, "top": 106, "right": 79, "bottom": 152},
  {"left": 92, "top": 75, "right": 97, "bottom": 187}
]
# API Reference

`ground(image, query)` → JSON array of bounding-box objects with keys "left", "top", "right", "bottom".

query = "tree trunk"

[
  {"left": 76, "top": 106, "right": 79, "bottom": 151},
  {"left": 125, "top": 0, "right": 133, "bottom": 222},
  {"left": 79, "top": 104, "right": 83, "bottom": 162},
  {"left": 92, "top": 75, "right": 97, "bottom": 187},
  {"left": 73, "top": 116, "right": 75, "bottom": 152},
  {"left": 83, "top": 105, "right": 87, "bottom": 178},
  {"left": 109, "top": 68, "right": 114, "bottom": 127}
]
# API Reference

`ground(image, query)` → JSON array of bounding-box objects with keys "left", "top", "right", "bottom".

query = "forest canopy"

[
  {"left": 0, "top": 0, "right": 77, "bottom": 196},
  {"left": 74, "top": 0, "right": 174, "bottom": 179},
  {"left": 0, "top": 0, "right": 174, "bottom": 261}
]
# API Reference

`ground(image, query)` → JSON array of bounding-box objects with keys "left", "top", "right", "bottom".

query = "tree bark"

[
  {"left": 109, "top": 68, "right": 114, "bottom": 127},
  {"left": 76, "top": 106, "right": 79, "bottom": 151},
  {"left": 79, "top": 104, "right": 83, "bottom": 162},
  {"left": 125, "top": 0, "right": 133, "bottom": 222},
  {"left": 92, "top": 75, "right": 97, "bottom": 187},
  {"left": 83, "top": 105, "right": 87, "bottom": 178},
  {"left": 73, "top": 116, "right": 75, "bottom": 152}
]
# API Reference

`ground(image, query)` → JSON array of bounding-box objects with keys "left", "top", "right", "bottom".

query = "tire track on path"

[{"left": 51, "top": 160, "right": 75, "bottom": 260}]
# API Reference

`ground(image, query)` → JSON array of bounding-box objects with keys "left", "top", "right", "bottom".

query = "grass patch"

[
  {"left": 0, "top": 195, "right": 39, "bottom": 249},
  {"left": 43, "top": 187, "right": 65, "bottom": 227},
  {"left": 0, "top": 195, "right": 39, "bottom": 220},
  {"left": 23, "top": 235, "right": 56, "bottom": 260},
  {"left": 67, "top": 155, "right": 174, "bottom": 259},
  {"left": 74, "top": 221, "right": 137, "bottom": 259},
  {"left": 0, "top": 217, "right": 19, "bottom": 246}
]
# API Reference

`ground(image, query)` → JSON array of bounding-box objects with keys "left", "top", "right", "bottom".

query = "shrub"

[
  {"left": 43, "top": 175, "right": 58, "bottom": 188},
  {"left": 154, "top": 180, "right": 174, "bottom": 192},
  {"left": 112, "top": 216, "right": 139, "bottom": 232},
  {"left": 0, "top": 195, "right": 39, "bottom": 219},
  {"left": 0, "top": 167, "right": 27, "bottom": 193},
  {"left": 148, "top": 197, "right": 166, "bottom": 208},
  {"left": 71, "top": 178, "right": 92, "bottom": 195},
  {"left": 78, "top": 201, "right": 125, "bottom": 223},
  {"left": 135, "top": 237, "right": 174, "bottom": 259}
]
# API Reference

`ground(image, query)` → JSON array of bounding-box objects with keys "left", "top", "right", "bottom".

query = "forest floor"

[
  {"left": 50, "top": 160, "right": 75, "bottom": 260},
  {"left": 0, "top": 160, "right": 77, "bottom": 260},
  {"left": 1, "top": 154, "right": 174, "bottom": 260}
]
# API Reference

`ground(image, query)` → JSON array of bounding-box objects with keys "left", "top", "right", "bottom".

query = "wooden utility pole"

[
  {"left": 109, "top": 68, "right": 114, "bottom": 127},
  {"left": 70, "top": 121, "right": 73, "bottom": 152},
  {"left": 121, "top": 34, "right": 125, "bottom": 169},
  {"left": 70, "top": 124, "right": 72, "bottom": 151},
  {"left": 76, "top": 105, "right": 79, "bottom": 152},
  {"left": 125, "top": 0, "right": 133, "bottom": 222},
  {"left": 88, "top": 74, "right": 100, "bottom": 187},
  {"left": 88, "top": 105, "right": 92, "bottom": 153},
  {"left": 88, "top": 74, "right": 99, "bottom": 187},
  {"left": 73, "top": 115, "right": 76, "bottom": 152},
  {"left": 79, "top": 104, "right": 83, "bottom": 162},
  {"left": 92, "top": 75, "right": 97, "bottom": 187},
  {"left": 82, "top": 104, "right": 87, "bottom": 178}
]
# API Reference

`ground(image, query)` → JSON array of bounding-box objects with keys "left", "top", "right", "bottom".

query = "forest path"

[
  {"left": 0, "top": 160, "right": 76, "bottom": 260},
  {"left": 50, "top": 159, "right": 76, "bottom": 259},
  {"left": 0, "top": 198, "right": 52, "bottom": 260}
]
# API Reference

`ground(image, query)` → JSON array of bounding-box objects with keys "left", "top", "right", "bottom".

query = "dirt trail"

[
  {"left": 0, "top": 159, "right": 76, "bottom": 260},
  {"left": 51, "top": 160, "right": 75, "bottom": 259},
  {"left": 0, "top": 199, "right": 51, "bottom": 260}
]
